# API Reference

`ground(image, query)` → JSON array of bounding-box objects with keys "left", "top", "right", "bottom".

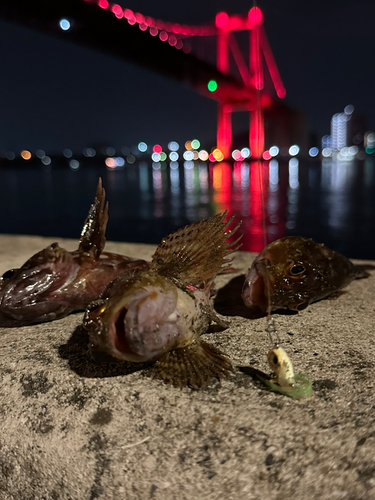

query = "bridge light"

[
  {"left": 59, "top": 19, "right": 71, "bottom": 31},
  {"left": 248, "top": 7, "right": 263, "bottom": 26},
  {"left": 208, "top": 80, "right": 218, "bottom": 92},
  {"left": 216, "top": 12, "right": 229, "bottom": 28}
]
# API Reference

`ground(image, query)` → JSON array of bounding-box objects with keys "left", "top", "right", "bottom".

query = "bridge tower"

[{"left": 215, "top": 7, "right": 286, "bottom": 158}]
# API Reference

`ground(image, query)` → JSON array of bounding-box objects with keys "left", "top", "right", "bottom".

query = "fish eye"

[
  {"left": 290, "top": 265, "right": 305, "bottom": 275},
  {"left": 157, "top": 258, "right": 164, "bottom": 265},
  {"left": 1, "top": 269, "right": 16, "bottom": 280}
]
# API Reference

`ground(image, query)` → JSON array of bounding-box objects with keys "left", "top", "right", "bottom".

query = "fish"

[
  {"left": 241, "top": 235, "right": 367, "bottom": 314},
  {"left": 83, "top": 212, "right": 242, "bottom": 390},
  {"left": 0, "top": 179, "right": 148, "bottom": 327}
]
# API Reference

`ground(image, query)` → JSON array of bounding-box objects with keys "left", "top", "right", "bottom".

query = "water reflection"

[{"left": 1, "top": 157, "right": 375, "bottom": 258}]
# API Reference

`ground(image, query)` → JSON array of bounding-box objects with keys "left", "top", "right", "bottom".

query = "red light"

[
  {"left": 209, "top": 153, "right": 216, "bottom": 162},
  {"left": 149, "top": 27, "right": 158, "bottom": 36},
  {"left": 215, "top": 12, "right": 229, "bottom": 28},
  {"left": 248, "top": 7, "right": 263, "bottom": 26},
  {"left": 144, "top": 16, "right": 153, "bottom": 27},
  {"left": 172, "top": 24, "right": 182, "bottom": 34},
  {"left": 135, "top": 13, "right": 144, "bottom": 24},
  {"left": 262, "top": 151, "right": 271, "bottom": 160},
  {"left": 123, "top": 9, "right": 134, "bottom": 19},
  {"left": 111, "top": 4, "right": 123, "bottom": 18},
  {"left": 153, "top": 145, "right": 162, "bottom": 154},
  {"left": 159, "top": 31, "right": 168, "bottom": 42},
  {"left": 168, "top": 36, "right": 177, "bottom": 46},
  {"left": 98, "top": 0, "right": 109, "bottom": 9}
]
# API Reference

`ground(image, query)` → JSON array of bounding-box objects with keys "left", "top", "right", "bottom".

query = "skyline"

[{"left": 0, "top": 0, "right": 374, "bottom": 153}]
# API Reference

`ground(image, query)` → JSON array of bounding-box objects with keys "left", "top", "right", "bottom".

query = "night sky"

[{"left": 0, "top": 0, "right": 374, "bottom": 154}]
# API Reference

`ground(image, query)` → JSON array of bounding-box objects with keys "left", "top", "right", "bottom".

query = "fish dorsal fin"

[
  {"left": 151, "top": 212, "right": 242, "bottom": 285},
  {"left": 78, "top": 178, "right": 109, "bottom": 258}
]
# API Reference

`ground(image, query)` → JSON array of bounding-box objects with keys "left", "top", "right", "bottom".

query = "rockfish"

[
  {"left": 242, "top": 236, "right": 366, "bottom": 313},
  {"left": 83, "top": 212, "right": 241, "bottom": 389},
  {"left": 0, "top": 179, "right": 147, "bottom": 327}
]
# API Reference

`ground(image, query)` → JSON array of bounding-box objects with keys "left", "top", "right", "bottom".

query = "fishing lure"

[{"left": 244, "top": 346, "right": 312, "bottom": 399}]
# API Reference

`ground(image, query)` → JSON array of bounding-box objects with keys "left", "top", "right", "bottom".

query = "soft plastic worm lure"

[{"left": 258, "top": 347, "right": 312, "bottom": 399}]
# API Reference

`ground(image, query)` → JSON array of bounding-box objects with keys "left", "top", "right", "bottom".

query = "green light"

[
  {"left": 208, "top": 80, "right": 218, "bottom": 92},
  {"left": 191, "top": 139, "right": 200, "bottom": 150}
]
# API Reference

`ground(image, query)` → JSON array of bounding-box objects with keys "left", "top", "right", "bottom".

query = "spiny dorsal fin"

[
  {"left": 151, "top": 211, "right": 242, "bottom": 286},
  {"left": 78, "top": 178, "right": 109, "bottom": 258}
]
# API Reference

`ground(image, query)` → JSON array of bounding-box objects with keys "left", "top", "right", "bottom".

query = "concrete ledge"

[{"left": 0, "top": 234, "right": 374, "bottom": 499}]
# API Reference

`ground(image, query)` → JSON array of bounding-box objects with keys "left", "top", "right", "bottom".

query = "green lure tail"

[{"left": 256, "top": 371, "right": 313, "bottom": 400}]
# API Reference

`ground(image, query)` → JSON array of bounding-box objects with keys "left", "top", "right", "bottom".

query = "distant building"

[{"left": 330, "top": 105, "right": 367, "bottom": 151}]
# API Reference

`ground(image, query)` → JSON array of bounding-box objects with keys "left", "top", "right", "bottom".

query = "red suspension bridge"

[{"left": 0, "top": 0, "right": 299, "bottom": 159}]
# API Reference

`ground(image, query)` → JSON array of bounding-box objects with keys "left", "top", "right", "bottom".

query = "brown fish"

[
  {"left": 83, "top": 212, "right": 242, "bottom": 390},
  {"left": 0, "top": 179, "right": 148, "bottom": 327},
  {"left": 242, "top": 236, "right": 366, "bottom": 313}
]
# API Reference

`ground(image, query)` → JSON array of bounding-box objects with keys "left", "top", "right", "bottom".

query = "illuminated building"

[{"left": 330, "top": 105, "right": 367, "bottom": 151}]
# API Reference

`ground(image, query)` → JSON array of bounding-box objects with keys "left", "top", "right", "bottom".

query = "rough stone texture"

[{"left": 0, "top": 234, "right": 375, "bottom": 500}]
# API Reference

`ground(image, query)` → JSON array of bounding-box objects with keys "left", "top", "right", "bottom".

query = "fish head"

[
  {"left": 84, "top": 270, "right": 184, "bottom": 363},
  {"left": 0, "top": 243, "right": 79, "bottom": 322},
  {"left": 242, "top": 236, "right": 357, "bottom": 313}
]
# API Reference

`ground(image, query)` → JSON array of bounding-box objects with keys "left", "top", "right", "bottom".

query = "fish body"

[
  {"left": 242, "top": 236, "right": 361, "bottom": 313},
  {"left": 84, "top": 212, "right": 241, "bottom": 389},
  {"left": 0, "top": 179, "right": 147, "bottom": 327}
]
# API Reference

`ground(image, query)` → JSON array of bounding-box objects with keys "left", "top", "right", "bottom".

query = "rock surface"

[{"left": 0, "top": 234, "right": 375, "bottom": 500}]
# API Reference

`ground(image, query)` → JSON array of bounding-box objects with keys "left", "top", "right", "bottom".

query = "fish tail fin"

[
  {"left": 353, "top": 264, "right": 374, "bottom": 279},
  {"left": 78, "top": 178, "right": 109, "bottom": 258},
  {"left": 151, "top": 211, "right": 242, "bottom": 285},
  {"left": 150, "top": 338, "right": 233, "bottom": 390}
]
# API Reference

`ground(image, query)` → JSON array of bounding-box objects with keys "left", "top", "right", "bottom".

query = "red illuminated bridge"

[{"left": 0, "top": 0, "right": 291, "bottom": 158}]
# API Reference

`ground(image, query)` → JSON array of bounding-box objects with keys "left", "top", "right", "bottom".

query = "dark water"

[{"left": 1, "top": 157, "right": 375, "bottom": 259}]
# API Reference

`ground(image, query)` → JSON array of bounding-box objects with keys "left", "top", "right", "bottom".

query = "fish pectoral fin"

[
  {"left": 151, "top": 211, "right": 242, "bottom": 286},
  {"left": 202, "top": 304, "right": 230, "bottom": 330},
  {"left": 150, "top": 339, "right": 233, "bottom": 390},
  {"left": 78, "top": 178, "right": 109, "bottom": 259}
]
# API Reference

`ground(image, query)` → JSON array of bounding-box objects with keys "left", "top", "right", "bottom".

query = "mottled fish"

[
  {"left": 83, "top": 212, "right": 242, "bottom": 390},
  {"left": 242, "top": 236, "right": 366, "bottom": 313},
  {"left": 0, "top": 179, "right": 147, "bottom": 327}
]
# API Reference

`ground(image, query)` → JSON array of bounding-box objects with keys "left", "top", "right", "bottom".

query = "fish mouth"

[
  {"left": 110, "top": 307, "right": 130, "bottom": 353},
  {"left": 107, "top": 306, "right": 139, "bottom": 359},
  {"left": 242, "top": 258, "right": 274, "bottom": 313}
]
